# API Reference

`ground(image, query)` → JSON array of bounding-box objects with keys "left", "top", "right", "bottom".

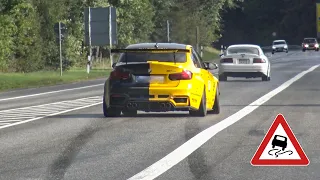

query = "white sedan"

[{"left": 218, "top": 44, "right": 271, "bottom": 81}]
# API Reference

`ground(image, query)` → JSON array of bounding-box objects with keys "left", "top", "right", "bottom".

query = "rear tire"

[
  {"left": 262, "top": 75, "right": 269, "bottom": 81},
  {"left": 189, "top": 90, "right": 207, "bottom": 117},
  {"left": 103, "top": 97, "right": 121, "bottom": 117},
  {"left": 219, "top": 74, "right": 227, "bottom": 81},
  {"left": 122, "top": 109, "right": 138, "bottom": 117},
  {"left": 209, "top": 90, "right": 220, "bottom": 114}
]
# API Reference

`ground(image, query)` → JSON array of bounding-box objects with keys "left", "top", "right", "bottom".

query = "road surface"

[{"left": 0, "top": 50, "right": 320, "bottom": 180}]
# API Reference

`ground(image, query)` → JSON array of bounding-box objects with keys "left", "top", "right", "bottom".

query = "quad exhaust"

[{"left": 126, "top": 102, "right": 138, "bottom": 109}]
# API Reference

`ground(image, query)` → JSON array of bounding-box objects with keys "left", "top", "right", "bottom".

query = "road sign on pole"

[
  {"left": 84, "top": 7, "right": 117, "bottom": 46},
  {"left": 84, "top": 7, "right": 117, "bottom": 69}
]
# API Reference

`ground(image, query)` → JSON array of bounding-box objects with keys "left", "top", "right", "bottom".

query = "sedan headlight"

[
  {"left": 315, "top": 44, "right": 319, "bottom": 48},
  {"left": 284, "top": 45, "right": 288, "bottom": 48},
  {"left": 305, "top": 44, "right": 309, "bottom": 47},
  {"left": 272, "top": 46, "right": 276, "bottom": 49}
]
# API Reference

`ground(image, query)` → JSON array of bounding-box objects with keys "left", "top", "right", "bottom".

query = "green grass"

[
  {"left": 0, "top": 49, "right": 220, "bottom": 92},
  {"left": 201, "top": 47, "right": 221, "bottom": 63},
  {"left": 0, "top": 68, "right": 111, "bottom": 92}
]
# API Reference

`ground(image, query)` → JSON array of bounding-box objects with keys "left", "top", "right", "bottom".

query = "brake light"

[
  {"left": 109, "top": 69, "right": 130, "bottom": 80},
  {"left": 253, "top": 58, "right": 266, "bottom": 63},
  {"left": 220, "top": 58, "right": 233, "bottom": 63},
  {"left": 169, "top": 70, "right": 192, "bottom": 80}
]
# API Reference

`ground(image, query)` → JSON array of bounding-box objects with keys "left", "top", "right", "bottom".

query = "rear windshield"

[
  {"left": 303, "top": 39, "right": 317, "bottom": 43},
  {"left": 227, "top": 47, "right": 259, "bottom": 55},
  {"left": 118, "top": 52, "right": 187, "bottom": 63},
  {"left": 273, "top": 41, "right": 286, "bottom": 45}
]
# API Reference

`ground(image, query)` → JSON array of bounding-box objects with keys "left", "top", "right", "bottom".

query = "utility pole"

[
  {"left": 109, "top": 6, "right": 113, "bottom": 68},
  {"left": 59, "top": 22, "right": 62, "bottom": 76},
  {"left": 167, "top": 20, "right": 170, "bottom": 42}
]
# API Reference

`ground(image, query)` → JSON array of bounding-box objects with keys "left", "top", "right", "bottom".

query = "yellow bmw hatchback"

[{"left": 103, "top": 43, "right": 220, "bottom": 117}]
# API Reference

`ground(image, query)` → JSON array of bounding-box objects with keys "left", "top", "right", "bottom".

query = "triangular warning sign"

[{"left": 251, "top": 113, "right": 309, "bottom": 166}]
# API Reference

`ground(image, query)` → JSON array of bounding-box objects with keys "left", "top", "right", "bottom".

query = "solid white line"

[
  {"left": 128, "top": 64, "right": 320, "bottom": 180},
  {"left": 0, "top": 102, "right": 102, "bottom": 130},
  {"left": 0, "top": 83, "right": 104, "bottom": 102}
]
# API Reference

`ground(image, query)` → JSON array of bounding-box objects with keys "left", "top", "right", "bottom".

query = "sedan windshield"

[
  {"left": 304, "top": 39, "right": 317, "bottom": 43},
  {"left": 273, "top": 41, "right": 286, "bottom": 45}
]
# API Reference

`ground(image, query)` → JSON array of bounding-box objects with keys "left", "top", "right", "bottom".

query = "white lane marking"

[
  {"left": 0, "top": 83, "right": 104, "bottom": 102},
  {"left": 0, "top": 96, "right": 102, "bottom": 127},
  {"left": 128, "top": 64, "right": 320, "bottom": 180}
]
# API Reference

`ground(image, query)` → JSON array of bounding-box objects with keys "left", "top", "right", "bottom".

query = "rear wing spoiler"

[{"left": 110, "top": 48, "right": 190, "bottom": 53}]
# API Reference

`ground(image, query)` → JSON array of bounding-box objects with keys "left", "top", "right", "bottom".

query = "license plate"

[
  {"left": 239, "top": 59, "right": 249, "bottom": 64},
  {"left": 135, "top": 76, "right": 164, "bottom": 83}
]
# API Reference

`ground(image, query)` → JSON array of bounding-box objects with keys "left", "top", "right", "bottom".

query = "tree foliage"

[{"left": 0, "top": 0, "right": 236, "bottom": 72}]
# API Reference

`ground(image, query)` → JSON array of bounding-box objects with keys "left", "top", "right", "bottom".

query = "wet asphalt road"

[{"left": 0, "top": 50, "right": 320, "bottom": 180}]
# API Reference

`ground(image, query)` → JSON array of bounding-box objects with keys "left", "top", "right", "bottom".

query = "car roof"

[
  {"left": 304, "top": 37, "right": 317, "bottom": 39},
  {"left": 126, "top": 43, "right": 189, "bottom": 49},
  {"left": 227, "top": 44, "right": 261, "bottom": 49}
]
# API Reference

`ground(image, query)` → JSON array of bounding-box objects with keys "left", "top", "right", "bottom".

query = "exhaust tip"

[
  {"left": 132, "top": 103, "right": 138, "bottom": 108},
  {"left": 165, "top": 103, "right": 171, "bottom": 109},
  {"left": 160, "top": 103, "right": 166, "bottom": 108}
]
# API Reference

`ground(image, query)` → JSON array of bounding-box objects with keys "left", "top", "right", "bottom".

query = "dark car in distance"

[{"left": 302, "top": 38, "right": 319, "bottom": 52}]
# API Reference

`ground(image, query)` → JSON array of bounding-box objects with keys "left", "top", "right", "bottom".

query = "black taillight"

[
  {"left": 220, "top": 58, "right": 233, "bottom": 63},
  {"left": 169, "top": 70, "right": 192, "bottom": 80},
  {"left": 109, "top": 69, "right": 130, "bottom": 80},
  {"left": 253, "top": 58, "right": 266, "bottom": 63}
]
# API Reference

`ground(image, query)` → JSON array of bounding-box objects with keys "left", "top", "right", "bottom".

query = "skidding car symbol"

[{"left": 272, "top": 135, "right": 287, "bottom": 151}]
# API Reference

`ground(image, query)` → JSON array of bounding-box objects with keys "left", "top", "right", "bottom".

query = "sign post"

[
  {"left": 109, "top": 6, "right": 113, "bottom": 68},
  {"left": 167, "top": 20, "right": 170, "bottom": 42},
  {"left": 59, "top": 22, "right": 63, "bottom": 76},
  {"left": 54, "top": 22, "right": 66, "bottom": 76},
  {"left": 88, "top": 7, "right": 92, "bottom": 74}
]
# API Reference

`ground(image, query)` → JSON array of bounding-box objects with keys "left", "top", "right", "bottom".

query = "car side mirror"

[
  {"left": 204, "top": 62, "right": 218, "bottom": 70},
  {"left": 112, "top": 62, "right": 117, "bottom": 69}
]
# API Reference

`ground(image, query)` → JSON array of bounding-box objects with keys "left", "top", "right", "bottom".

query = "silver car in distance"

[{"left": 218, "top": 44, "right": 271, "bottom": 81}]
